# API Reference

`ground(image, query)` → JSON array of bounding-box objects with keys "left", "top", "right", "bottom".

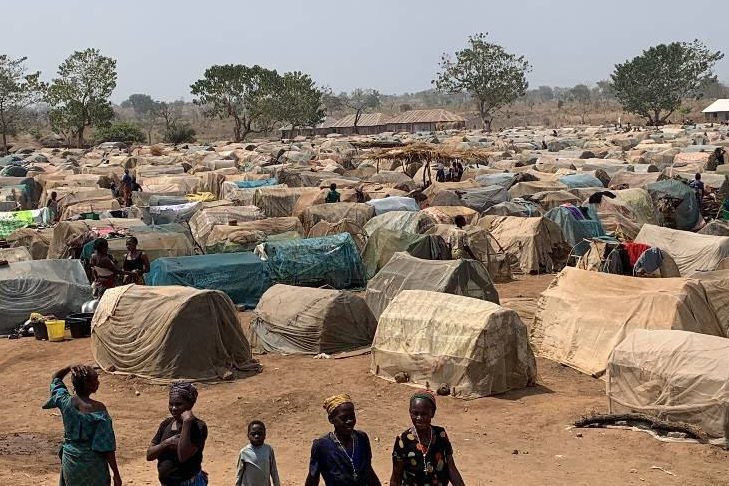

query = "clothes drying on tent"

[{"left": 147, "top": 252, "right": 272, "bottom": 308}]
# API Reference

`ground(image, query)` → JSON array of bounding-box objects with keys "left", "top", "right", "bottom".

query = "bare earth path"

[{"left": 1, "top": 274, "right": 728, "bottom": 485}]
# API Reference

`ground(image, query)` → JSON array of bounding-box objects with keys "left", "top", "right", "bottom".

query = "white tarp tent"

[{"left": 636, "top": 224, "right": 729, "bottom": 276}]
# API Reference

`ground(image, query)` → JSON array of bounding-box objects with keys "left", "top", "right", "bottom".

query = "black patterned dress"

[{"left": 392, "top": 425, "right": 454, "bottom": 486}]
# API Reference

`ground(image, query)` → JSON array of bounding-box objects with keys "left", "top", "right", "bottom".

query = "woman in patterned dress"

[{"left": 390, "top": 391, "right": 465, "bottom": 486}]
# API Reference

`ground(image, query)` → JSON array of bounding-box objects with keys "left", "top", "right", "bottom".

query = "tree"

[
  {"left": 94, "top": 121, "right": 145, "bottom": 144},
  {"left": 157, "top": 101, "right": 182, "bottom": 131},
  {"left": 121, "top": 93, "right": 162, "bottom": 144},
  {"left": 569, "top": 84, "right": 592, "bottom": 124},
  {"left": 434, "top": 33, "right": 531, "bottom": 131},
  {"left": 537, "top": 85, "right": 554, "bottom": 102},
  {"left": 611, "top": 40, "right": 723, "bottom": 126},
  {"left": 276, "top": 71, "right": 325, "bottom": 132},
  {"left": 0, "top": 55, "right": 46, "bottom": 153},
  {"left": 46, "top": 48, "right": 117, "bottom": 147},
  {"left": 339, "top": 89, "right": 380, "bottom": 134},
  {"left": 191, "top": 64, "right": 280, "bottom": 142}
]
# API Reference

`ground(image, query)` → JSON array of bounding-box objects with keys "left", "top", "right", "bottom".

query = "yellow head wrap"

[{"left": 323, "top": 394, "right": 353, "bottom": 415}]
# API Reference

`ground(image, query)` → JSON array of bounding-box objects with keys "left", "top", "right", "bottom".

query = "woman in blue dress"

[{"left": 43, "top": 365, "right": 122, "bottom": 486}]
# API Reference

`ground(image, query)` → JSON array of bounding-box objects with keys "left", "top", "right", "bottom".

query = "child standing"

[{"left": 235, "top": 420, "right": 281, "bottom": 486}]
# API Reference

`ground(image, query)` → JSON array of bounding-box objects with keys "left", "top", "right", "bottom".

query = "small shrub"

[
  {"left": 95, "top": 122, "right": 146, "bottom": 144},
  {"left": 163, "top": 123, "right": 196, "bottom": 144}
]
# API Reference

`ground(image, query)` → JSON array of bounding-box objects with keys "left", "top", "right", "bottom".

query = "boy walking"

[{"left": 235, "top": 421, "right": 281, "bottom": 486}]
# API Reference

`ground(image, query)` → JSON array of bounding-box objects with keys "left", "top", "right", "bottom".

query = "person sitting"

[
  {"left": 325, "top": 183, "right": 341, "bottom": 204},
  {"left": 89, "top": 238, "right": 127, "bottom": 298},
  {"left": 122, "top": 236, "right": 150, "bottom": 285},
  {"left": 147, "top": 383, "right": 208, "bottom": 486},
  {"left": 305, "top": 394, "right": 380, "bottom": 486},
  {"left": 390, "top": 391, "right": 465, "bottom": 486},
  {"left": 43, "top": 365, "right": 122, "bottom": 486},
  {"left": 435, "top": 164, "right": 446, "bottom": 183},
  {"left": 715, "top": 147, "right": 726, "bottom": 167}
]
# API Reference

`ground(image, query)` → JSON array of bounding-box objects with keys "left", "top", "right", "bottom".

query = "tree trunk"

[
  {"left": 233, "top": 117, "right": 242, "bottom": 142},
  {"left": 478, "top": 102, "right": 492, "bottom": 132},
  {"left": 1, "top": 131, "right": 7, "bottom": 155},
  {"left": 77, "top": 127, "right": 85, "bottom": 148},
  {"left": 354, "top": 110, "right": 361, "bottom": 135}
]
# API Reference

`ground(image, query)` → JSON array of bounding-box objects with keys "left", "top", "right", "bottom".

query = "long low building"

[{"left": 280, "top": 109, "right": 466, "bottom": 137}]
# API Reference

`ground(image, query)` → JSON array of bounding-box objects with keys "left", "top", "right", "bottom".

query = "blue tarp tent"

[
  {"left": 235, "top": 178, "right": 278, "bottom": 189},
  {"left": 545, "top": 206, "right": 605, "bottom": 255},
  {"left": 147, "top": 252, "right": 272, "bottom": 308},
  {"left": 258, "top": 233, "right": 366, "bottom": 289}
]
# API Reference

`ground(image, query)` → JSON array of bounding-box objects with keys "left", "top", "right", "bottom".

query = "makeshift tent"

[
  {"left": 250, "top": 284, "right": 377, "bottom": 354},
  {"left": 371, "top": 290, "right": 536, "bottom": 399},
  {"left": 635, "top": 224, "right": 729, "bottom": 276},
  {"left": 607, "top": 330, "right": 729, "bottom": 440},
  {"left": 558, "top": 173, "right": 604, "bottom": 189},
  {"left": 365, "top": 252, "right": 499, "bottom": 319},
  {"left": 508, "top": 180, "right": 568, "bottom": 198},
  {"left": 6, "top": 227, "right": 53, "bottom": 259},
  {"left": 256, "top": 233, "right": 366, "bottom": 289},
  {"left": 366, "top": 196, "right": 420, "bottom": 215},
  {"left": 482, "top": 199, "right": 541, "bottom": 217},
  {"left": 80, "top": 224, "right": 195, "bottom": 263},
  {"left": 188, "top": 206, "right": 265, "bottom": 247},
  {"left": 544, "top": 206, "right": 604, "bottom": 253},
  {"left": 477, "top": 216, "right": 568, "bottom": 273},
  {"left": 645, "top": 179, "right": 700, "bottom": 230},
  {"left": 253, "top": 186, "right": 320, "bottom": 217},
  {"left": 0, "top": 246, "right": 32, "bottom": 263},
  {"left": 363, "top": 211, "right": 438, "bottom": 235},
  {"left": 531, "top": 267, "right": 724, "bottom": 377},
  {"left": 47, "top": 218, "right": 145, "bottom": 259},
  {"left": 0, "top": 259, "right": 92, "bottom": 334},
  {"left": 308, "top": 219, "right": 367, "bottom": 252},
  {"left": 299, "top": 202, "right": 375, "bottom": 233},
  {"left": 457, "top": 186, "right": 509, "bottom": 213},
  {"left": 92, "top": 284, "right": 260, "bottom": 382},
  {"left": 421, "top": 206, "right": 478, "bottom": 225},
  {"left": 136, "top": 201, "right": 201, "bottom": 225},
  {"left": 690, "top": 270, "right": 729, "bottom": 337},
  {"left": 205, "top": 217, "right": 303, "bottom": 254},
  {"left": 587, "top": 188, "right": 656, "bottom": 241},
  {"left": 147, "top": 252, "right": 272, "bottom": 308},
  {"left": 362, "top": 227, "right": 450, "bottom": 278}
]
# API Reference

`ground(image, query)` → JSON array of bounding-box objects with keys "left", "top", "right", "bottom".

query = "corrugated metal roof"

[
  {"left": 386, "top": 109, "right": 466, "bottom": 124},
  {"left": 703, "top": 99, "right": 729, "bottom": 113},
  {"left": 329, "top": 112, "right": 392, "bottom": 128}
]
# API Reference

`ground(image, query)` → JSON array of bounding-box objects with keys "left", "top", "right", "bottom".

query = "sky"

[{"left": 3, "top": 0, "right": 728, "bottom": 103}]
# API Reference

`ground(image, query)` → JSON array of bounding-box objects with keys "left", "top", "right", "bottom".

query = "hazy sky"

[{"left": 4, "top": 0, "right": 728, "bottom": 102}]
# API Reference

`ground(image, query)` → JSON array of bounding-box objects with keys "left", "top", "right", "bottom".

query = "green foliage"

[
  {"left": 191, "top": 64, "right": 280, "bottom": 141},
  {"left": 611, "top": 40, "right": 723, "bottom": 125},
  {"left": 121, "top": 93, "right": 158, "bottom": 116},
  {"left": 163, "top": 123, "right": 196, "bottom": 144},
  {"left": 94, "top": 122, "right": 145, "bottom": 144},
  {"left": 277, "top": 71, "right": 325, "bottom": 130},
  {"left": 46, "top": 48, "right": 117, "bottom": 146},
  {"left": 0, "top": 54, "right": 47, "bottom": 152},
  {"left": 434, "top": 33, "right": 531, "bottom": 131}
]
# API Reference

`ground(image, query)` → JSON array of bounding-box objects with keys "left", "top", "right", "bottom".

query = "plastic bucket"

[
  {"left": 45, "top": 320, "right": 66, "bottom": 342},
  {"left": 34, "top": 321, "right": 49, "bottom": 340},
  {"left": 66, "top": 313, "right": 93, "bottom": 338}
]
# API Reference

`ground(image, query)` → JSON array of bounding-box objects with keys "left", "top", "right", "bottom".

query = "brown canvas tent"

[
  {"left": 92, "top": 284, "right": 259, "bottom": 382},
  {"left": 299, "top": 202, "right": 375, "bottom": 233},
  {"left": 250, "top": 284, "right": 376, "bottom": 354},
  {"left": 636, "top": 224, "right": 729, "bottom": 276},
  {"left": 607, "top": 330, "right": 729, "bottom": 440},
  {"left": 531, "top": 268, "right": 724, "bottom": 377},
  {"left": 365, "top": 252, "right": 499, "bottom": 319},
  {"left": 188, "top": 206, "right": 265, "bottom": 247},
  {"left": 371, "top": 290, "right": 536, "bottom": 399}
]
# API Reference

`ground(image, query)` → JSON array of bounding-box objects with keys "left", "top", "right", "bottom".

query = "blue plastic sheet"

[
  {"left": 545, "top": 206, "right": 604, "bottom": 254},
  {"left": 235, "top": 178, "right": 278, "bottom": 189},
  {"left": 147, "top": 252, "right": 272, "bottom": 308},
  {"left": 260, "top": 233, "right": 366, "bottom": 289}
]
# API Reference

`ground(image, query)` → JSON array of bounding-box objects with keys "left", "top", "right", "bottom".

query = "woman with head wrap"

[
  {"left": 390, "top": 391, "right": 465, "bottom": 486},
  {"left": 43, "top": 364, "right": 122, "bottom": 486},
  {"left": 305, "top": 394, "right": 381, "bottom": 486},
  {"left": 147, "top": 383, "right": 209, "bottom": 485}
]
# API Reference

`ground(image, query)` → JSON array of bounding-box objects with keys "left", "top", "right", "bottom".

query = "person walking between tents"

[
  {"left": 43, "top": 365, "right": 122, "bottom": 486},
  {"left": 305, "top": 394, "right": 381, "bottom": 486},
  {"left": 325, "top": 184, "right": 341, "bottom": 203}
]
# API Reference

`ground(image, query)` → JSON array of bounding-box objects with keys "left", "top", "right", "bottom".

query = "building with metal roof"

[
  {"left": 703, "top": 99, "right": 729, "bottom": 122},
  {"left": 386, "top": 109, "right": 466, "bottom": 133}
]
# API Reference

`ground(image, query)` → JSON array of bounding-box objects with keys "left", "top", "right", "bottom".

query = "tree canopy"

[
  {"left": 277, "top": 71, "right": 325, "bottom": 131},
  {"left": 339, "top": 89, "right": 381, "bottom": 134},
  {"left": 434, "top": 33, "right": 531, "bottom": 131},
  {"left": 611, "top": 40, "right": 724, "bottom": 125},
  {"left": 0, "top": 55, "right": 46, "bottom": 153},
  {"left": 46, "top": 48, "right": 117, "bottom": 147}
]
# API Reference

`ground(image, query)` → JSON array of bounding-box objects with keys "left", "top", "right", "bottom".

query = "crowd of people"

[{"left": 44, "top": 367, "right": 466, "bottom": 486}]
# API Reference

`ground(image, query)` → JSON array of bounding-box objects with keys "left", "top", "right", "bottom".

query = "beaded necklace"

[{"left": 331, "top": 431, "right": 358, "bottom": 481}]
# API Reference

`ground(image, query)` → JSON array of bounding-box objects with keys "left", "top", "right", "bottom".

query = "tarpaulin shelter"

[
  {"left": 250, "top": 284, "right": 376, "bottom": 354},
  {"left": 362, "top": 227, "right": 451, "bottom": 278},
  {"left": 205, "top": 217, "right": 303, "bottom": 254},
  {"left": 456, "top": 186, "right": 509, "bottom": 213},
  {"left": 635, "top": 224, "right": 729, "bottom": 276},
  {"left": 587, "top": 188, "right": 656, "bottom": 241},
  {"left": 366, "top": 196, "right": 420, "bottom": 215},
  {"left": 308, "top": 219, "right": 367, "bottom": 252},
  {"left": 645, "top": 179, "right": 700, "bottom": 230},
  {"left": 558, "top": 173, "right": 605, "bottom": 189},
  {"left": 544, "top": 206, "right": 604, "bottom": 253},
  {"left": 7, "top": 227, "right": 53, "bottom": 259},
  {"left": 188, "top": 206, "right": 265, "bottom": 247},
  {"left": 92, "top": 284, "right": 260, "bottom": 382},
  {"left": 80, "top": 224, "right": 195, "bottom": 263},
  {"left": 299, "top": 202, "right": 375, "bottom": 233},
  {"left": 371, "top": 290, "right": 536, "bottom": 399},
  {"left": 0, "top": 247, "right": 32, "bottom": 263},
  {"left": 531, "top": 267, "right": 724, "bottom": 377},
  {"left": 365, "top": 252, "right": 499, "bottom": 319},
  {"left": 477, "top": 216, "right": 568, "bottom": 273},
  {"left": 256, "top": 233, "right": 366, "bottom": 289},
  {"left": 607, "top": 330, "right": 729, "bottom": 440},
  {"left": 253, "top": 186, "right": 320, "bottom": 217},
  {"left": 136, "top": 202, "right": 201, "bottom": 225},
  {"left": 0, "top": 259, "right": 92, "bottom": 334},
  {"left": 147, "top": 252, "right": 272, "bottom": 308},
  {"left": 688, "top": 269, "right": 729, "bottom": 337},
  {"left": 363, "top": 211, "right": 439, "bottom": 236},
  {"left": 482, "top": 199, "right": 541, "bottom": 217},
  {"left": 47, "top": 218, "right": 145, "bottom": 259}
]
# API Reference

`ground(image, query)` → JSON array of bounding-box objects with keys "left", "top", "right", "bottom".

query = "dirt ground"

[{"left": 2, "top": 274, "right": 728, "bottom": 485}]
